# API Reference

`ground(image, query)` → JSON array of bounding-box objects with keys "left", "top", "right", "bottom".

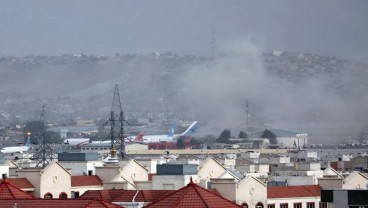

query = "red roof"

[
  {"left": 0, "top": 179, "right": 34, "bottom": 199},
  {"left": 0, "top": 178, "right": 34, "bottom": 190},
  {"left": 81, "top": 189, "right": 174, "bottom": 202},
  {"left": 0, "top": 199, "right": 120, "bottom": 208},
  {"left": 267, "top": 185, "right": 321, "bottom": 198},
  {"left": 71, "top": 175, "right": 103, "bottom": 187},
  {"left": 144, "top": 179, "right": 242, "bottom": 208}
]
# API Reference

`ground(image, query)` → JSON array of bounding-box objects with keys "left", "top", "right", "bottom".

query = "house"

[
  {"left": 81, "top": 189, "right": 175, "bottom": 207},
  {"left": 152, "top": 163, "right": 199, "bottom": 190},
  {"left": 5, "top": 160, "right": 19, "bottom": 177},
  {"left": 144, "top": 178, "right": 242, "bottom": 208},
  {"left": 0, "top": 178, "right": 35, "bottom": 193},
  {"left": 211, "top": 176, "right": 267, "bottom": 207},
  {"left": 16, "top": 161, "right": 72, "bottom": 198},
  {"left": 198, "top": 157, "right": 227, "bottom": 186},
  {"left": 321, "top": 189, "right": 368, "bottom": 208},
  {"left": 318, "top": 166, "right": 344, "bottom": 190},
  {"left": 71, "top": 175, "right": 103, "bottom": 198},
  {"left": 0, "top": 199, "right": 121, "bottom": 207},
  {"left": 58, "top": 152, "right": 103, "bottom": 176},
  {"left": 319, "top": 167, "right": 368, "bottom": 190},
  {"left": 0, "top": 179, "right": 119, "bottom": 208},
  {"left": 95, "top": 159, "right": 149, "bottom": 190},
  {"left": 267, "top": 185, "right": 321, "bottom": 208},
  {"left": 339, "top": 155, "right": 368, "bottom": 172},
  {"left": 342, "top": 171, "right": 368, "bottom": 189},
  {"left": 0, "top": 179, "right": 34, "bottom": 199}
]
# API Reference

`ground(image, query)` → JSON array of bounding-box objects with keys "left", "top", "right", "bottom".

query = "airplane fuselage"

[{"left": 1, "top": 146, "right": 29, "bottom": 154}]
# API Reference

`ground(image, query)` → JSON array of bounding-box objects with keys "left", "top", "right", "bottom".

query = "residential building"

[
  {"left": 267, "top": 185, "right": 321, "bottom": 208},
  {"left": 16, "top": 161, "right": 72, "bottom": 198}
]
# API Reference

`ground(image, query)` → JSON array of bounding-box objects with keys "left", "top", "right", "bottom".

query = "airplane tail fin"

[
  {"left": 25, "top": 136, "right": 31, "bottom": 147},
  {"left": 167, "top": 123, "right": 176, "bottom": 137},
  {"left": 179, "top": 121, "right": 198, "bottom": 137},
  {"left": 133, "top": 132, "right": 144, "bottom": 142}
]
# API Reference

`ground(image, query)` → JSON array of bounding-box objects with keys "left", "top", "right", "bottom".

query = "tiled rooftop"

[
  {"left": 144, "top": 179, "right": 242, "bottom": 208},
  {"left": 267, "top": 185, "right": 321, "bottom": 198},
  {"left": 71, "top": 175, "right": 103, "bottom": 187},
  {"left": 0, "top": 179, "right": 34, "bottom": 199},
  {"left": 81, "top": 189, "right": 175, "bottom": 202},
  {"left": 0, "top": 178, "right": 34, "bottom": 190},
  {"left": 0, "top": 199, "right": 121, "bottom": 208}
]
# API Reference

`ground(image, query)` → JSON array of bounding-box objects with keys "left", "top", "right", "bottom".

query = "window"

[
  {"left": 71, "top": 191, "right": 80, "bottom": 198},
  {"left": 256, "top": 202, "right": 264, "bottom": 208},
  {"left": 44, "top": 192, "right": 53, "bottom": 199},
  {"left": 88, "top": 170, "right": 93, "bottom": 176},
  {"left": 294, "top": 203, "right": 302, "bottom": 208},
  {"left": 241, "top": 202, "right": 248, "bottom": 208},
  {"left": 59, "top": 192, "right": 67, "bottom": 199},
  {"left": 280, "top": 203, "right": 288, "bottom": 208},
  {"left": 2, "top": 174, "right": 7, "bottom": 179},
  {"left": 320, "top": 203, "right": 328, "bottom": 208},
  {"left": 307, "top": 202, "right": 315, "bottom": 208},
  {"left": 267, "top": 204, "right": 275, "bottom": 208}
]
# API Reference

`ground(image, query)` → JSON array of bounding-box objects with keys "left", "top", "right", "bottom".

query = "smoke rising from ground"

[
  {"left": 181, "top": 39, "right": 368, "bottom": 143},
  {"left": 0, "top": 39, "right": 368, "bottom": 144}
]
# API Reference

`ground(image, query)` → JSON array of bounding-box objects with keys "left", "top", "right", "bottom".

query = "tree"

[
  {"left": 218, "top": 129, "right": 231, "bottom": 143},
  {"left": 238, "top": 131, "right": 248, "bottom": 139},
  {"left": 261, "top": 129, "right": 277, "bottom": 144}
]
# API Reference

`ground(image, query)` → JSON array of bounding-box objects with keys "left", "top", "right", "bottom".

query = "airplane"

[
  {"left": 63, "top": 138, "right": 90, "bottom": 147},
  {"left": 127, "top": 121, "right": 198, "bottom": 144},
  {"left": 1, "top": 134, "right": 31, "bottom": 154}
]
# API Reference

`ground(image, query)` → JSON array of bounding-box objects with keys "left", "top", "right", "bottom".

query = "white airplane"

[
  {"left": 1, "top": 135, "right": 31, "bottom": 154},
  {"left": 63, "top": 138, "right": 90, "bottom": 147},
  {"left": 127, "top": 121, "right": 198, "bottom": 144}
]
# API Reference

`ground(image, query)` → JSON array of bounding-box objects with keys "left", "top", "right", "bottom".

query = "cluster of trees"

[{"left": 216, "top": 128, "right": 277, "bottom": 144}]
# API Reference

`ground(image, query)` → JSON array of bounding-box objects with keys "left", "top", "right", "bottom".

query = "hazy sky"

[{"left": 0, "top": 1, "right": 367, "bottom": 59}]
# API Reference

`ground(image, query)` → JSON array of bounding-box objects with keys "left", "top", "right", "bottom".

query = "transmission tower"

[
  {"left": 32, "top": 106, "right": 55, "bottom": 168},
  {"left": 105, "top": 84, "right": 128, "bottom": 163}
]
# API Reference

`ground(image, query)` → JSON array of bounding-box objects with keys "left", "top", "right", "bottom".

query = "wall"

[
  {"left": 95, "top": 165, "right": 120, "bottom": 182},
  {"left": 40, "top": 163, "right": 71, "bottom": 198},
  {"left": 59, "top": 161, "right": 103, "bottom": 176},
  {"left": 17, "top": 169, "right": 41, "bottom": 197},
  {"left": 318, "top": 178, "right": 342, "bottom": 190},
  {"left": 237, "top": 177, "right": 267, "bottom": 208},
  {"left": 267, "top": 196, "right": 320, "bottom": 208},
  {"left": 152, "top": 175, "right": 199, "bottom": 190},
  {"left": 210, "top": 179, "right": 237, "bottom": 202},
  {"left": 198, "top": 158, "right": 225, "bottom": 181},
  {"left": 0, "top": 165, "right": 9, "bottom": 178}
]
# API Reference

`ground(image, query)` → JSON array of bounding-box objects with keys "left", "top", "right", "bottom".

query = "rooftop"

[
  {"left": 268, "top": 185, "right": 321, "bottom": 198},
  {"left": 144, "top": 178, "right": 242, "bottom": 208}
]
